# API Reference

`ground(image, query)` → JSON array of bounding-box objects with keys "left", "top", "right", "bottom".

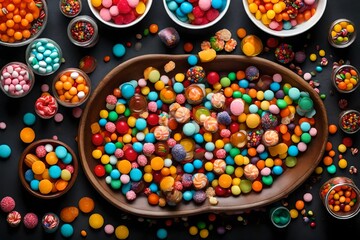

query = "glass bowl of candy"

[
  {"left": 242, "top": 0, "right": 327, "bottom": 37},
  {"left": 52, "top": 68, "right": 91, "bottom": 107},
  {"left": 0, "top": 62, "right": 35, "bottom": 98},
  {"left": 87, "top": 0, "right": 153, "bottom": 28},
  {"left": 67, "top": 15, "right": 99, "bottom": 48},
  {"left": 18, "top": 139, "right": 79, "bottom": 199},
  {"left": 0, "top": 0, "right": 48, "bottom": 47},
  {"left": 163, "top": 0, "right": 230, "bottom": 30},
  {"left": 319, "top": 177, "right": 360, "bottom": 219},
  {"left": 25, "top": 38, "right": 63, "bottom": 76},
  {"left": 338, "top": 109, "right": 360, "bottom": 134},
  {"left": 328, "top": 18, "right": 356, "bottom": 48},
  {"left": 331, "top": 64, "right": 359, "bottom": 93}
]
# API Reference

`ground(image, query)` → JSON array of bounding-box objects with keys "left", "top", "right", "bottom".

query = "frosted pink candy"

[
  {"left": 269, "top": 104, "right": 280, "bottom": 114},
  {"left": 198, "top": 0, "right": 211, "bottom": 11},
  {"left": 260, "top": 167, "right": 271, "bottom": 176},
  {"left": 72, "top": 107, "right": 83, "bottom": 118},
  {"left": 100, "top": 8, "right": 112, "bottom": 22},
  {"left": 41, "top": 84, "right": 49, "bottom": 92},
  {"left": 127, "top": 0, "right": 139, "bottom": 8},
  {"left": 126, "top": 190, "right": 137, "bottom": 200},
  {"left": 102, "top": 0, "right": 113, "bottom": 8},
  {"left": 269, "top": 21, "right": 279, "bottom": 30},
  {"left": 220, "top": 129, "right": 231, "bottom": 138},
  {"left": 106, "top": 94, "right": 117, "bottom": 105},
  {"left": 167, "top": 138, "right": 176, "bottom": 148},
  {"left": 148, "top": 101, "right": 158, "bottom": 112},
  {"left": 0, "top": 122, "right": 6, "bottom": 129},
  {"left": 54, "top": 113, "right": 64, "bottom": 123},
  {"left": 104, "top": 224, "right": 115, "bottom": 235},
  {"left": 109, "top": 5, "right": 119, "bottom": 16},
  {"left": 1, "top": 196, "right": 16, "bottom": 213},
  {"left": 176, "top": 94, "right": 186, "bottom": 104},
  {"left": 272, "top": 73, "right": 282, "bottom": 82},
  {"left": 23, "top": 213, "right": 38, "bottom": 229},
  {"left": 137, "top": 154, "right": 147, "bottom": 166},
  {"left": 120, "top": 174, "right": 130, "bottom": 184},
  {"left": 142, "top": 143, "right": 155, "bottom": 156},
  {"left": 297, "top": 142, "right": 307, "bottom": 152},
  {"left": 309, "top": 127, "right": 317, "bottom": 136},
  {"left": 215, "top": 149, "right": 226, "bottom": 159},
  {"left": 229, "top": 99, "right": 244, "bottom": 116},
  {"left": 35, "top": 145, "right": 47, "bottom": 158},
  {"left": 290, "top": 19, "right": 297, "bottom": 27},
  {"left": 303, "top": 192, "right": 313, "bottom": 202},
  {"left": 105, "top": 122, "right": 116, "bottom": 133},
  {"left": 114, "top": 148, "right": 124, "bottom": 158}
]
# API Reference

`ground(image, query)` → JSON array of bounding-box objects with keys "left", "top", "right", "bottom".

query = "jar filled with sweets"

[
  {"left": 319, "top": 177, "right": 360, "bottom": 219},
  {"left": 67, "top": 15, "right": 99, "bottom": 48}
]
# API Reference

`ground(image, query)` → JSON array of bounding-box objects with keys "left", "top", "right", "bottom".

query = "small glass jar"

[
  {"left": 59, "top": 0, "right": 82, "bottom": 18},
  {"left": 240, "top": 35, "right": 263, "bottom": 57},
  {"left": 34, "top": 94, "right": 58, "bottom": 119},
  {"left": 319, "top": 177, "right": 360, "bottom": 219},
  {"left": 331, "top": 64, "right": 359, "bottom": 93},
  {"left": 0, "top": 62, "right": 35, "bottom": 98},
  {"left": 328, "top": 18, "right": 356, "bottom": 48},
  {"left": 25, "top": 38, "right": 63, "bottom": 76},
  {"left": 67, "top": 15, "right": 99, "bottom": 48},
  {"left": 338, "top": 109, "right": 360, "bottom": 134},
  {"left": 269, "top": 206, "right": 291, "bottom": 228},
  {"left": 52, "top": 68, "right": 91, "bottom": 107}
]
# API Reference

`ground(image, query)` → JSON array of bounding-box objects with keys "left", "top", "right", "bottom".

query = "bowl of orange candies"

[{"left": 0, "top": 0, "right": 48, "bottom": 47}]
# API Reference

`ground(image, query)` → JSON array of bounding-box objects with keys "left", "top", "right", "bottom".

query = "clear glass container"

[
  {"left": 240, "top": 35, "right": 263, "bottom": 56},
  {"left": 59, "top": 0, "right": 82, "bottom": 18},
  {"left": 269, "top": 206, "right": 291, "bottom": 228},
  {"left": 34, "top": 94, "right": 58, "bottom": 119},
  {"left": 0, "top": 62, "right": 35, "bottom": 98},
  {"left": 25, "top": 38, "right": 63, "bottom": 76},
  {"left": 338, "top": 109, "right": 360, "bottom": 134},
  {"left": 67, "top": 15, "right": 99, "bottom": 48},
  {"left": 319, "top": 177, "right": 360, "bottom": 219},
  {"left": 328, "top": 18, "right": 356, "bottom": 48},
  {"left": 0, "top": 0, "right": 48, "bottom": 47},
  {"left": 331, "top": 64, "right": 359, "bottom": 93},
  {"left": 52, "top": 68, "right": 91, "bottom": 107}
]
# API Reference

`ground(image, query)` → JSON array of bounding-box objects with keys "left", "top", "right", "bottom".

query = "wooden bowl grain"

[
  {"left": 78, "top": 54, "right": 328, "bottom": 217},
  {"left": 18, "top": 139, "right": 78, "bottom": 199}
]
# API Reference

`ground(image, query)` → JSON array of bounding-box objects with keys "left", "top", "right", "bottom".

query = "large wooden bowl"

[{"left": 78, "top": 55, "right": 328, "bottom": 217}]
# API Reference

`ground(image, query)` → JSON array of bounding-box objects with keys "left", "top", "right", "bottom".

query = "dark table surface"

[{"left": 1, "top": 0, "right": 360, "bottom": 239}]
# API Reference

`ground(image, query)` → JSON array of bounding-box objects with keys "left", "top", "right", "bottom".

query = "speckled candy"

[
  {"left": 23, "top": 212, "right": 38, "bottom": 229},
  {"left": 0, "top": 196, "right": 15, "bottom": 213}
]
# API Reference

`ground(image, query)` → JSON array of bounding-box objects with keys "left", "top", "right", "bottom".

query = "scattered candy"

[
  {"left": 79, "top": 55, "right": 97, "bottom": 73},
  {"left": 158, "top": 27, "right": 180, "bottom": 48},
  {"left": 78, "top": 196, "right": 95, "bottom": 213},
  {"left": 23, "top": 212, "right": 38, "bottom": 229},
  {"left": 7, "top": 210, "right": 21, "bottom": 227},
  {"left": 19, "top": 127, "right": 36, "bottom": 143},
  {"left": 113, "top": 43, "right": 126, "bottom": 57},
  {"left": 0, "top": 144, "right": 11, "bottom": 158},
  {"left": 60, "top": 206, "right": 79, "bottom": 223},
  {"left": 0, "top": 196, "right": 16, "bottom": 212},
  {"left": 0, "top": 122, "right": 6, "bottom": 129},
  {"left": 241, "top": 34, "right": 263, "bottom": 56},
  {"left": 60, "top": 223, "right": 74, "bottom": 238},
  {"left": 115, "top": 225, "right": 129, "bottom": 240}
]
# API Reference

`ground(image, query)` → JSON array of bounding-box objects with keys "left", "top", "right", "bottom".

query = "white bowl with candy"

[
  {"left": 87, "top": 0, "right": 153, "bottom": 28},
  {"left": 163, "top": 0, "right": 231, "bottom": 30},
  {"left": 243, "top": 0, "right": 327, "bottom": 37}
]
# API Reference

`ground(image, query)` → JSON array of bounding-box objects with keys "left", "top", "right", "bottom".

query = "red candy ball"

[
  {"left": 94, "top": 164, "right": 106, "bottom": 177},
  {"left": 92, "top": 133, "right": 104, "bottom": 146},
  {"left": 152, "top": 171, "right": 162, "bottom": 183},
  {"left": 342, "top": 137, "right": 353, "bottom": 147},
  {"left": 124, "top": 147, "right": 137, "bottom": 162},
  {"left": 147, "top": 113, "right": 159, "bottom": 126},
  {"left": 116, "top": 121, "right": 129, "bottom": 135},
  {"left": 229, "top": 123, "right": 239, "bottom": 133},
  {"left": 207, "top": 71, "right": 220, "bottom": 85},
  {"left": 215, "top": 186, "right": 227, "bottom": 196}
]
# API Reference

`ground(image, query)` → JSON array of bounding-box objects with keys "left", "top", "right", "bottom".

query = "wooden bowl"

[
  {"left": 78, "top": 54, "right": 328, "bottom": 217},
  {"left": 18, "top": 139, "right": 78, "bottom": 199}
]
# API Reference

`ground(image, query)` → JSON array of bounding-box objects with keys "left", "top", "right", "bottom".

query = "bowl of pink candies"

[
  {"left": 163, "top": 0, "right": 231, "bottom": 30},
  {"left": 243, "top": 0, "right": 327, "bottom": 37},
  {"left": 0, "top": 62, "right": 35, "bottom": 98},
  {"left": 87, "top": 0, "right": 153, "bottom": 28}
]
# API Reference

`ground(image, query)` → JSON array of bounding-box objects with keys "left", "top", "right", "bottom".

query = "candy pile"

[
  {"left": 22, "top": 142, "right": 75, "bottom": 195},
  {"left": 0, "top": 0, "right": 46, "bottom": 44},
  {"left": 246, "top": 0, "right": 317, "bottom": 31},
  {"left": 164, "top": 0, "right": 228, "bottom": 26},
  {"left": 90, "top": 0, "right": 149, "bottom": 25},
  {"left": 89, "top": 61, "right": 318, "bottom": 208}
]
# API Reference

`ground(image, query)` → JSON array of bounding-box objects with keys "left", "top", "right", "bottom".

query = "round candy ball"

[
  {"left": 89, "top": 213, "right": 104, "bottom": 229},
  {"left": 113, "top": 43, "right": 126, "bottom": 58},
  {"left": 115, "top": 225, "right": 129, "bottom": 239},
  {"left": 60, "top": 223, "right": 74, "bottom": 238},
  {"left": 23, "top": 212, "right": 38, "bottom": 229},
  {"left": 1, "top": 196, "right": 16, "bottom": 213},
  {"left": 0, "top": 144, "right": 11, "bottom": 158},
  {"left": 274, "top": 43, "right": 294, "bottom": 64}
]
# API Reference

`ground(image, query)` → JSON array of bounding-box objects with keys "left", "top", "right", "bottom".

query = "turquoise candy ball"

[
  {"left": 262, "top": 175, "right": 273, "bottom": 185},
  {"left": 55, "top": 145, "right": 68, "bottom": 159},
  {"left": 0, "top": 144, "right": 11, "bottom": 158},
  {"left": 60, "top": 224, "right": 74, "bottom": 238},
  {"left": 49, "top": 165, "right": 62, "bottom": 179},
  {"left": 156, "top": 228, "right": 168, "bottom": 240},
  {"left": 272, "top": 165, "right": 283, "bottom": 175},
  {"left": 183, "top": 162, "right": 194, "bottom": 173},
  {"left": 327, "top": 164, "right": 337, "bottom": 174},
  {"left": 129, "top": 168, "right": 142, "bottom": 181},
  {"left": 187, "top": 55, "right": 198, "bottom": 66},
  {"left": 112, "top": 43, "right": 126, "bottom": 58},
  {"left": 288, "top": 87, "right": 301, "bottom": 100},
  {"left": 298, "top": 96, "right": 313, "bottom": 111},
  {"left": 23, "top": 112, "right": 36, "bottom": 126},
  {"left": 135, "top": 118, "right": 147, "bottom": 131},
  {"left": 183, "top": 122, "right": 196, "bottom": 136},
  {"left": 288, "top": 145, "right": 299, "bottom": 156},
  {"left": 121, "top": 83, "right": 135, "bottom": 99},
  {"left": 62, "top": 153, "right": 73, "bottom": 164}
]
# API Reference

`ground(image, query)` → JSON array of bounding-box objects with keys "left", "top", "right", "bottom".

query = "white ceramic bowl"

[
  {"left": 242, "top": 0, "right": 327, "bottom": 37},
  {"left": 163, "top": 0, "right": 231, "bottom": 30},
  {"left": 87, "top": 0, "right": 153, "bottom": 28}
]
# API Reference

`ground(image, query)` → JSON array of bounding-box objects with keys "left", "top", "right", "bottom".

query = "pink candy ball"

[
  {"left": 23, "top": 212, "right": 38, "bottom": 229},
  {"left": 1, "top": 196, "right": 16, "bottom": 213}
]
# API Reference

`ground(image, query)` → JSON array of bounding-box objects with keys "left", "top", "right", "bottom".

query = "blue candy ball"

[
  {"left": 182, "top": 190, "right": 193, "bottom": 201},
  {"left": 187, "top": 55, "right": 198, "bottom": 66},
  {"left": 121, "top": 83, "right": 135, "bottom": 99},
  {"left": 183, "top": 162, "right": 194, "bottom": 173},
  {"left": 288, "top": 145, "right": 299, "bottom": 156},
  {"left": 104, "top": 142, "right": 116, "bottom": 154},
  {"left": 62, "top": 153, "right": 73, "bottom": 164},
  {"left": 55, "top": 145, "right": 67, "bottom": 159},
  {"left": 272, "top": 165, "right": 284, "bottom": 175},
  {"left": 156, "top": 228, "right": 168, "bottom": 239},
  {"left": 110, "top": 169, "right": 120, "bottom": 179},
  {"left": 130, "top": 168, "right": 142, "bottom": 181},
  {"left": 49, "top": 165, "right": 61, "bottom": 179},
  {"left": 23, "top": 112, "right": 36, "bottom": 126},
  {"left": 60, "top": 224, "right": 74, "bottom": 238},
  {"left": 173, "top": 82, "right": 184, "bottom": 93},
  {"left": 0, "top": 144, "right": 11, "bottom": 158},
  {"left": 112, "top": 43, "right": 126, "bottom": 58},
  {"left": 183, "top": 122, "right": 196, "bottom": 136}
]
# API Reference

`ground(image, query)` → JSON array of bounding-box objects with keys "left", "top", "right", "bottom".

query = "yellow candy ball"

[
  {"left": 89, "top": 213, "right": 104, "bottom": 229},
  {"left": 249, "top": 3, "right": 258, "bottom": 13},
  {"left": 61, "top": 169, "right": 72, "bottom": 181},
  {"left": 143, "top": 173, "right": 153, "bottom": 182},
  {"left": 100, "top": 154, "right": 110, "bottom": 164},
  {"left": 231, "top": 185, "right": 241, "bottom": 195},
  {"left": 204, "top": 162, "right": 213, "bottom": 171},
  {"left": 218, "top": 174, "right": 232, "bottom": 188},
  {"left": 151, "top": 156, "right": 164, "bottom": 171},
  {"left": 117, "top": 160, "right": 131, "bottom": 174},
  {"left": 99, "top": 109, "right": 108, "bottom": 119},
  {"left": 135, "top": 2, "right": 146, "bottom": 15},
  {"left": 314, "top": 166, "right": 323, "bottom": 174},
  {"left": 175, "top": 73, "right": 185, "bottom": 82},
  {"left": 199, "top": 229, "right": 209, "bottom": 239},
  {"left": 91, "top": 0, "right": 101, "bottom": 7},
  {"left": 92, "top": 149, "right": 102, "bottom": 159},
  {"left": 318, "top": 49, "right": 326, "bottom": 57},
  {"left": 127, "top": 116, "right": 136, "bottom": 127},
  {"left": 189, "top": 226, "right": 198, "bottom": 235},
  {"left": 115, "top": 104, "right": 126, "bottom": 114},
  {"left": 39, "top": 179, "right": 53, "bottom": 194},
  {"left": 115, "top": 225, "right": 129, "bottom": 239},
  {"left": 245, "top": 113, "right": 260, "bottom": 128},
  {"left": 265, "top": 158, "right": 274, "bottom": 167},
  {"left": 338, "top": 158, "right": 348, "bottom": 169},
  {"left": 154, "top": 80, "right": 165, "bottom": 91},
  {"left": 234, "top": 167, "right": 244, "bottom": 177},
  {"left": 290, "top": 209, "right": 299, "bottom": 218},
  {"left": 215, "top": 139, "right": 224, "bottom": 149},
  {"left": 309, "top": 53, "right": 317, "bottom": 62},
  {"left": 266, "top": 10, "right": 276, "bottom": 19},
  {"left": 337, "top": 143, "right": 347, "bottom": 153},
  {"left": 234, "top": 155, "right": 244, "bottom": 166}
]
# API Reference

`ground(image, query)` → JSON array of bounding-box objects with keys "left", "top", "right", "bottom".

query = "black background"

[{"left": 1, "top": 0, "right": 360, "bottom": 239}]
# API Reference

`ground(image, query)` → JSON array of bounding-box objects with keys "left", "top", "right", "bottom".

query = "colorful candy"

[
  {"left": 339, "top": 110, "right": 360, "bottom": 134},
  {"left": 0, "top": 196, "right": 16, "bottom": 213},
  {"left": 34, "top": 94, "right": 58, "bottom": 119},
  {"left": 329, "top": 19, "right": 356, "bottom": 47},
  {"left": 67, "top": 16, "right": 98, "bottom": 48},
  {"left": 88, "top": 61, "right": 318, "bottom": 208},
  {"left": 60, "top": 0, "right": 82, "bottom": 17},
  {"left": 41, "top": 212, "right": 60, "bottom": 233}
]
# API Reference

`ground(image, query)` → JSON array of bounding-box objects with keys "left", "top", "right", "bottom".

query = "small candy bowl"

[
  {"left": 0, "top": 62, "right": 35, "bottom": 98},
  {"left": 338, "top": 109, "right": 360, "bottom": 134},
  {"left": 59, "top": 0, "right": 82, "bottom": 18},
  {"left": 52, "top": 68, "right": 91, "bottom": 107},
  {"left": 0, "top": 0, "right": 48, "bottom": 47},
  {"left": 328, "top": 18, "right": 356, "bottom": 48},
  {"left": 319, "top": 177, "right": 360, "bottom": 219},
  {"left": 269, "top": 206, "right": 291, "bottom": 228},
  {"left": 163, "top": 0, "right": 231, "bottom": 30},
  {"left": 25, "top": 38, "right": 63, "bottom": 76},
  {"left": 34, "top": 94, "right": 58, "bottom": 119},
  {"left": 331, "top": 64, "right": 359, "bottom": 93},
  {"left": 18, "top": 139, "right": 79, "bottom": 199},
  {"left": 87, "top": 0, "right": 153, "bottom": 28},
  {"left": 67, "top": 15, "right": 99, "bottom": 48}
]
